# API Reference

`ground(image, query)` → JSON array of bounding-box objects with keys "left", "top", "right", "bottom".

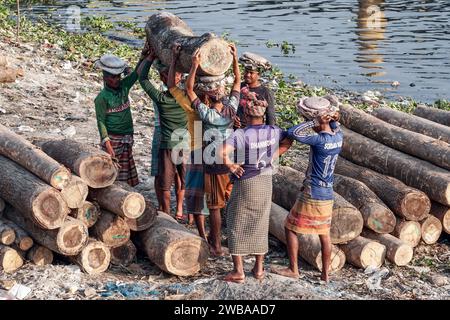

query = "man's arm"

[
  {"left": 265, "top": 88, "right": 276, "bottom": 125},
  {"left": 94, "top": 97, "right": 115, "bottom": 157},
  {"left": 194, "top": 99, "right": 232, "bottom": 126},
  {"left": 287, "top": 120, "right": 321, "bottom": 145},
  {"left": 229, "top": 43, "right": 241, "bottom": 93},
  {"left": 138, "top": 57, "right": 167, "bottom": 104},
  {"left": 221, "top": 139, "right": 244, "bottom": 178},
  {"left": 168, "top": 43, "right": 180, "bottom": 90},
  {"left": 186, "top": 49, "right": 201, "bottom": 103}
]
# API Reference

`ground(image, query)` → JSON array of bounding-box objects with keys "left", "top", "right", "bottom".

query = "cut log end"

[
  {"left": 32, "top": 188, "right": 69, "bottom": 229},
  {"left": 0, "top": 246, "right": 23, "bottom": 273},
  {"left": 50, "top": 167, "right": 72, "bottom": 190},
  {"left": 1, "top": 229, "right": 15, "bottom": 246},
  {"left": 165, "top": 239, "right": 209, "bottom": 276},
  {"left": 28, "top": 246, "right": 53, "bottom": 266},
  {"left": 77, "top": 241, "right": 111, "bottom": 275},
  {"left": 71, "top": 201, "right": 100, "bottom": 228},
  {"left": 199, "top": 38, "right": 233, "bottom": 76},
  {"left": 420, "top": 215, "right": 442, "bottom": 245},
  {"left": 401, "top": 192, "right": 431, "bottom": 221},
  {"left": 125, "top": 201, "right": 156, "bottom": 231},
  {"left": 394, "top": 220, "right": 421, "bottom": 247},
  {"left": 61, "top": 176, "right": 89, "bottom": 209},
  {"left": 110, "top": 240, "right": 136, "bottom": 266},
  {"left": 18, "top": 237, "right": 34, "bottom": 251},
  {"left": 123, "top": 193, "right": 146, "bottom": 219},
  {"left": 330, "top": 207, "right": 364, "bottom": 244},
  {"left": 365, "top": 205, "right": 396, "bottom": 234},
  {"left": 92, "top": 211, "right": 130, "bottom": 248},
  {"left": 393, "top": 245, "right": 414, "bottom": 267},
  {"left": 56, "top": 219, "right": 89, "bottom": 255},
  {"left": 79, "top": 156, "right": 118, "bottom": 188}
]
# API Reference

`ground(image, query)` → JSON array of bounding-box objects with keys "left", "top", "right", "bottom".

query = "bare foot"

[
  {"left": 252, "top": 267, "right": 265, "bottom": 280},
  {"left": 223, "top": 271, "right": 245, "bottom": 284},
  {"left": 209, "top": 246, "right": 224, "bottom": 257},
  {"left": 320, "top": 272, "right": 329, "bottom": 283},
  {"left": 272, "top": 267, "right": 299, "bottom": 279}
]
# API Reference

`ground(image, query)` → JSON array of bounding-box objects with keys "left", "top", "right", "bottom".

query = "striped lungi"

[
  {"left": 103, "top": 134, "right": 139, "bottom": 187},
  {"left": 226, "top": 174, "right": 272, "bottom": 255},
  {"left": 185, "top": 150, "right": 206, "bottom": 215},
  {"left": 150, "top": 125, "right": 161, "bottom": 177},
  {"left": 285, "top": 192, "right": 333, "bottom": 235}
]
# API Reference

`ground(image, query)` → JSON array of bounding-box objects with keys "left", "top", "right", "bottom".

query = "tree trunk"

[
  {"left": 91, "top": 210, "right": 130, "bottom": 248},
  {"left": 110, "top": 240, "right": 136, "bottom": 266},
  {"left": 0, "top": 245, "right": 23, "bottom": 273},
  {"left": 38, "top": 139, "right": 118, "bottom": 188},
  {"left": 90, "top": 183, "right": 145, "bottom": 219},
  {"left": 125, "top": 199, "right": 157, "bottom": 231},
  {"left": 27, "top": 245, "right": 53, "bottom": 266},
  {"left": 419, "top": 215, "right": 442, "bottom": 245},
  {"left": 1, "top": 218, "right": 33, "bottom": 250},
  {"left": 335, "top": 157, "right": 430, "bottom": 221},
  {"left": 361, "top": 229, "right": 413, "bottom": 266},
  {"left": 371, "top": 107, "right": 450, "bottom": 144},
  {"left": 430, "top": 202, "right": 450, "bottom": 234},
  {"left": 339, "top": 236, "right": 386, "bottom": 269},
  {"left": 339, "top": 104, "right": 450, "bottom": 170},
  {"left": 0, "top": 198, "right": 5, "bottom": 213},
  {"left": 61, "top": 175, "right": 88, "bottom": 209},
  {"left": 71, "top": 239, "right": 111, "bottom": 275},
  {"left": 139, "top": 212, "right": 209, "bottom": 276},
  {"left": 273, "top": 166, "right": 363, "bottom": 244},
  {"left": 269, "top": 203, "right": 345, "bottom": 272},
  {"left": 0, "top": 124, "right": 71, "bottom": 189},
  {"left": 392, "top": 218, "right": 421, "bottom": 248},
  {"left": 70, "top": 201, "right": 100, "bottom": 228},
  {"left": 0, "top": 219, "right": 15, "bottom": 246},
  {"left": 145, "top": 12, "right": 232, "bottom": 76},
  {"left": 0, "top": 156, "right": 70, "bottom": 229},
  {"left": 5, "top": 207, "right": 88, "bottom": 256},
  {"left": 413, "top": 104, "right": 450, "bottom": 127}
]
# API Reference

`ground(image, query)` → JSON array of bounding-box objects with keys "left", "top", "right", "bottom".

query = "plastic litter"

[
  {"left": 8, "top": 284, "right": 32, "bottom": 300},
  {"left": 100, "top": 281, "right": 160, "bottom": 299}
]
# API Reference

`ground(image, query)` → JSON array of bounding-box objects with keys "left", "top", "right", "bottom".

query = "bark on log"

[
  {"left": 0, "top": 156, "right": 69, "bottom": 229},
  {"left": 145, "top": 12, "right": 232, "bottom": 76},
  {"left": 0, "top": 124, "right": 71, "bottom": 189},
  {"left": 110, "top": 240, "right": 136, "bottom": 266},
  {"left": 339, "top": 127, "right": 450, "bottom": 206},
  {"left": 339, "top": 104, "right": 450, "bottom": 170},
  {"left": 0, "top": 198, "right": 5, "bottom": 213},
  {"left": 125, "top": 199, "right": 157, "bottom": 231},
  {"left": 273, "top": 166, "right": 363, "bottom": 244},
  {"left": 71, "top": 239, "right": 111, "bottom": 275},
  {"left": 0, "top": 219, "right": 15, "bottom": 245},
  {"left": 1, "top": 218, "right": 33, "bottom": 250},
  {"left": 361, "top": 229, "right": 413, "bottom": 266},
  {"left": 70, "top": 201, "right": 100, "bottom": 228},
  {"left": 0, "top": 245, "right": 23, "bottom": 273},
  {"left": 420, "top": 215, "right": 442, "bottom": 245},
  {"left": 413, "top": 104, "right": 450, "bottom": 127},
  {"left": 371, "top": 107, "right": 450, "bottom": 144},
  {"left": 335, "top": 157, "right": 430, "bottom": 221},
  {"left": 430, "top": 202, "right": 450, "bottom": 234},
  {"left": 27, "top": 245, "right": 53, "bottom": 266},
  {"left": 392, "top": 218, "right": 422, "bottom": 248},
  {"left": 90, "top": 183, "right": 145, "bottom": 219},
  {"left": 339, "top": 236, "right": 386, "bottom": 269},
  {"left": 91, "top": 210, "right": 130, "bottom": 248},
  {"left": 139, "top": 212, "right": 209, "bottom": 276},
  {"left": 38, "top": 139, "right": 118, "bottom": 188},
  {"left": 61, "top": 176, "right": 88, "bottom": 209},
  {"left": 269, "top": 203, "right": 345, "bottom": 272}
]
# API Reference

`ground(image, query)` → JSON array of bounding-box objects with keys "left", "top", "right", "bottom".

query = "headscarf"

[{"left": 240, "top": 86, "right": 268, "bottom": 117}]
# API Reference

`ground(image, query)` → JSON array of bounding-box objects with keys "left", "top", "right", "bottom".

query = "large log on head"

[
  {"left": 5, "top": 207, "right": 88, "bottom": 256},
  {"left": 420, "top": 215, "right": 442, "bottom": 245},
  {"left": 90, "top": 183, "right": 145, "bottom": 219},
  {"left": 91, "top": 210, "right": 130, "bottom": 248},
  {"left": 70, "top": 201, "right": 100, "bottom": 228},
  {"left": 361, "top": 229, "right": 413, "bottom": 266},
  {"left": 61, "top": 176, "right": 88, "bottom": 209},
  {"left": 38, "top": 139, "right": 118, "bottom": 189},
  {"left": 273, "top": 166, "right": 363, "bottom": 244},
  {"left": 71, "top": 239, "right": 111, "bottom": 275},
  {"left": 1, "top": 218, "right": 33, "bottom": 250},
  {"left": 0, "top": 156, "right": 69, "bottom": 229},
  {"left": 27, "top": 245, "right": 53, "bottom": 266},
  {"left": 413, "top": 104, "right": 450, "bottom": 127},
  {"left": 339, "top": 236, "right": 386, "bottom": 269},
  {"left": 339, "top": 104, "right": 450, "bottom": 170},
  {"left": 335, "top": 157, "right": 430, "bottom": 221},
  {"left": 140, "top": 212, "right": 209, "bottom": 276},
  {"left": 0, "top": 124, "right": 71, "bottom": 189},
  {"left": 110, "top": 240, "right": 136, "bottom": 266},
  {"left": 145, "top": 12, "right": 232, "bottom": 76},
  {"left": 0, "top": 219, "right": 15, "bottom": 245},
  {"left": 0, "top": 245, "right": 23, "bottom": 273},
  {"left": 392, "top": 219, "right": 421, "bottom": 248},
  {"left": 430, "top": 202, "right": 450, "bottom": 234},
  {"left": 340, "top": 127, "right": 450, "bottom": 206},
  {"left": 371, "top": 107, "right": 450, "bottom": 144},
  {"left": 269, "top": 203, "right": 345, "bottom": 272}
]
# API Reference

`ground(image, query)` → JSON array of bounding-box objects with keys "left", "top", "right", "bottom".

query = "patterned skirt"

[
  {"left": 226, "top": 174, "right": 272, "bottom": 256},
  {"left": 185, "top": 150, "right": 205, "bottom": 215}
]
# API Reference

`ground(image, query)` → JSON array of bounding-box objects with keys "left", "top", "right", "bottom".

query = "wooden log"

[
  {"left": 91, "top": 210, "right": 130, "bottom": 248},
  {"left": 0, "top": 156, "right": 70, "bottom": 229},
  {"left": 0, "top": 219, "right": 15, "bottom": 245},
  {"left": 392, "top": 219, "right": 422, "bottom": 248},
  {"left": 413, "top": 104, "right": 450, "bottom": 127},
  {"left": 70, "top": 201, "right": 100, "bottom": 228},
  {"left": 5, "top": 207, "right": 88, "bottom": 256},
  {"left": 0, "top": 245, "right": 23, "bottom": 273},
  {"left": 145, "top": 12, "right": 232, "bottom": 76},
  {"left": 0, "top": 124, "right": 71, "bottom": 189},
  {"left": 110, "top": 240, "right": 136, "bottom": 266},
  {"left": 269, "top": 203, "right": 345, "bottom": 272},
  {"left": 339, "top": 127, "right": 450, "bottom": 206},
  {"left": 339, "top": 236, "right": 386, "bottom": 269},
  {"left": 27, "top": 245, "right": 53, "bottom": 266},
  {"left": 125, "top": 199, "right": 157, "bottom": 231},
  {"left": 335, "top": 157, "right": 430, "bottom": 221},
  {"left": 0, "top": 198, "right": 5, "bottom": 213},
  {"left": 273, "top": 166, "right": 364, "bottom": 244},
  {"left": 139, "top": 212, "right": 209, "bottom": 276},
  {"left": 71, "top": 239, "right": 111, "bottom": 275},
  {"left": 1, "top": 218, "right": 33, "bottom": 250},
  {"left": 38, "top": 139, "right": 118, "bottom": 188},
  {"left": 361, "top": 229, "right": 413, "bottom": 266},
  {"left": 371, "top": 107, "right": 450, "bottom": 144},
  {"left": 61, "top": 175, "right": 88, "bottom": 209},
  {"left": 339, "top": 104, "right": 450, "bottom": 170},
  {"left": 420, "top": 215, "right": 442, "bottom": 245},
  {"left": 90, "top": 183, "right": 145, "bottom": 219},
  {"left": 430, "top": 202, "right": 450, "bottom": 234}
]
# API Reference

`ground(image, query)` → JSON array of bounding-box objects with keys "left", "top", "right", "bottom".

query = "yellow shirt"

[{"left": 169, "top": 87, "right": 203, "bottom": 151}]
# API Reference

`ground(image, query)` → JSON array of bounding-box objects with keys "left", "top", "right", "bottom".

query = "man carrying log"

[{"left": 273, "top": 96, "right": 342, "bottom": 283}]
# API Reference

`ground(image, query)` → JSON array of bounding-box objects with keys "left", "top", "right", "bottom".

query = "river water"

[{"left": 21, "top": 0, "right": 450, "bottom": 103}]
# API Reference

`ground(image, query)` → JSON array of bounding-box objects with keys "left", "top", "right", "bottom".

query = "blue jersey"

[{"left": 287, "top": 121, "right": 343, "bottom": 200}]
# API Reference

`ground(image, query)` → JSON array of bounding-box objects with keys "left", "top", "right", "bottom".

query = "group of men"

[{"left": 93, "top": 41, "right": 342, "bottom": 283}]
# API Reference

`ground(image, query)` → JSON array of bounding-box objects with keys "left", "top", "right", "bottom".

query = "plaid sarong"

[
  {"left": 285, "top": 192, "right": 333, "bottom": 235},
  {"left": 103, "top": 134, "right": 139, "bottom": 187},
  {"left": 226, "top": 174, "right": 272, "bottom": 255}
]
